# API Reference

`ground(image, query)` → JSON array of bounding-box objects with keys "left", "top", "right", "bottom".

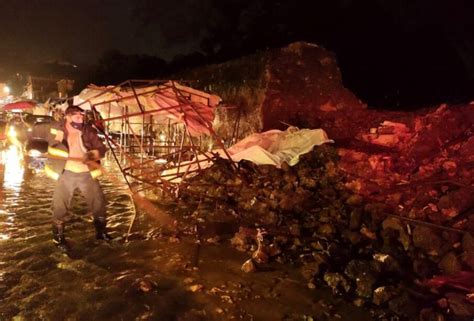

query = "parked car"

[
  {"left": 24, "top": 114, "right": 53, "bottom": 169},
  {"left": 5, "top": 112, "right": 29, "bottom": 145}
]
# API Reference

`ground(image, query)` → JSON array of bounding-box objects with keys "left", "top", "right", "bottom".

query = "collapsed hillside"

[{"left": 168, "top": 42, "right": 474, "bottom": 320}]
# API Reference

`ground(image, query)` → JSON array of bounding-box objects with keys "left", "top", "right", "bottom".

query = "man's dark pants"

[{"left": 52, "top": 170, "right": 106, "bottom": 224}]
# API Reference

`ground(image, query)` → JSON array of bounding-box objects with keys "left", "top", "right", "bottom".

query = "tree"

[{"left": 94, "top": 50, "right": 168, "bottom": 85}]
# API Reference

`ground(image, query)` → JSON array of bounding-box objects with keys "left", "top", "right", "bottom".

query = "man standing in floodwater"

[{"left": 45, "top": 105, "right": 111, "bottom": 252}]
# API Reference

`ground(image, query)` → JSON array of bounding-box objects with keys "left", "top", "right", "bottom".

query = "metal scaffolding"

[{"left": 77, "top": 79, "right": 237, "bottom": 199}]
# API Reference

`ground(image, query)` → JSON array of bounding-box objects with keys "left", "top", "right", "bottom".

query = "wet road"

[{"left": 0, "top": 147, "right": 372, "bottom": 321}]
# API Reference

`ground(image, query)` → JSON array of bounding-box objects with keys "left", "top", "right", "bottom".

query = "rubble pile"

[
  {"left": 168, "top": 40, "right": 473, "bottom": 320},
  {"left": 340, "top": 103, "right": 474, "bottom": 230},
  {"left": 176, "top": 106, "right": 474, "bottom": 320}
]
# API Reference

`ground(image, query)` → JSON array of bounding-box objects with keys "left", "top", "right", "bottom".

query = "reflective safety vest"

[
  {"left": 44, "top": 142, "right": 68, "bottom": 180},
  {"left": 45, "top": 128, "right": 103, "bottom": 180}
]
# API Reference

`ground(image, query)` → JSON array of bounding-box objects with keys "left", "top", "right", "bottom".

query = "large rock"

[
  {"left": 412, "top": 226, "right": 442, "bottom": 255},
  {"left": 445, "top": 292, "right": 474, "bottom": 318},
  {"left": 344, "top": 260, "right": 379, "bottom": 299}
]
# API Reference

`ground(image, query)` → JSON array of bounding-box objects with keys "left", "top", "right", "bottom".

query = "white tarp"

[
  {"left": 219, "top": 127, "right": 334, "bottom": 167},
  {"left": 161, "top": 127, "right": 333, "bottom": 182}
]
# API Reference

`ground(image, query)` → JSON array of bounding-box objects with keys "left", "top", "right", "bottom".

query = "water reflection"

[
  {"left": 1, "top": 145, "right": 24, "bottom": 192},
  {"left": 0, "top": 146, "right": 25, "bottom": 241}
]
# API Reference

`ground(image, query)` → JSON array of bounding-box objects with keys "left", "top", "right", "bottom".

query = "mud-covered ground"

[{"left": 0, "top": 148, "right": 371, "bottom": 321}]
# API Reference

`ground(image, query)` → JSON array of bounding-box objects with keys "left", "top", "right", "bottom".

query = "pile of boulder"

[
  {"left": 173, "top": 104, "right": 473, "bottom": 321},
  {"left": 340, "top": 103, "right": 474, "bottom": 229}
]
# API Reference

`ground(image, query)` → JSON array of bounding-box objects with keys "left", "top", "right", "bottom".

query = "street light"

[{"left": 3, "top": 86, "right": 10, "bottom": 95}]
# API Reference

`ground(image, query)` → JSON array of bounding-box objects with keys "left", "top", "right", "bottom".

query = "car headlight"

[{"left": 8, "top": 126, "right": 17, "bottom": 138}]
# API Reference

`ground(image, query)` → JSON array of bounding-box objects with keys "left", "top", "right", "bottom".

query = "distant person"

[{"left": 45, "top": 105, "right": 111, "bottom": 252}]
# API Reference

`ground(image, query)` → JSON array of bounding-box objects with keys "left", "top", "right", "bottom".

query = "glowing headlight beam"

[{"left": 7, "top": 127, "right": 17, "bottom": 138}]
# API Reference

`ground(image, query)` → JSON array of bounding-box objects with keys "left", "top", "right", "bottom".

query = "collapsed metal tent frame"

[{"left": 76, "top": 79, "right": 237, "bottom": 198}]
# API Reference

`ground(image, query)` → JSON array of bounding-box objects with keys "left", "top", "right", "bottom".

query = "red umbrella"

[{"left": 2, "top": 101, "right": 36, "bottom": 111}]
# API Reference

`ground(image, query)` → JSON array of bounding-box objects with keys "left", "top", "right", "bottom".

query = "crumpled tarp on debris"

[
  {"left": 161, "top": 127, "right": 333, "bottom": 181},
  {"left": 220, "top": 127, "right": 333, "bottom": 167}
]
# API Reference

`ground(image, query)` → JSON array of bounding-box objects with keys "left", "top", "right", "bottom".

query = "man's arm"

[
  {"left": 47, "top": 122, "right": 65, "bottom": 145},
  {"left": 84, "top": 125, "right": 107, "bottom": 159}
]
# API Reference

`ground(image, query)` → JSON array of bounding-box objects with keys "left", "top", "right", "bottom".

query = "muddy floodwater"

[{"left": 0, "top": 148, "right": 372, "bottom": 321}]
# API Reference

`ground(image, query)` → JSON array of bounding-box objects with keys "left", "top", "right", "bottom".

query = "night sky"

[
  {"left": 0, "top": 0, "right": 473, "bottom": 107},
  {"left": 0, "top": 0, "right": 207, "bottom": 64}
]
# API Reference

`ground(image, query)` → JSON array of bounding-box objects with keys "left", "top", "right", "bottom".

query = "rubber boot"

[
  {"left": 52, "top": 223, "right": 70, "bottom": 252},
  {"left": 93, "top": 219, "right": 112, "bottom": 241}
]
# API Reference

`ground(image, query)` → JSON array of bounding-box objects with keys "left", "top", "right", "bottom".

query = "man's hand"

[{"left": 83, "top": 150, "right": 100, "bottom": 163}]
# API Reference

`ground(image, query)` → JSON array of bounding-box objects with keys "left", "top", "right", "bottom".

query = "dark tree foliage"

[
  {"left": 93, "top": 50, "right": 168, "bottom": 85},
  {"left": 168, "top": 52, "right": 208, "bottom": 74}
]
